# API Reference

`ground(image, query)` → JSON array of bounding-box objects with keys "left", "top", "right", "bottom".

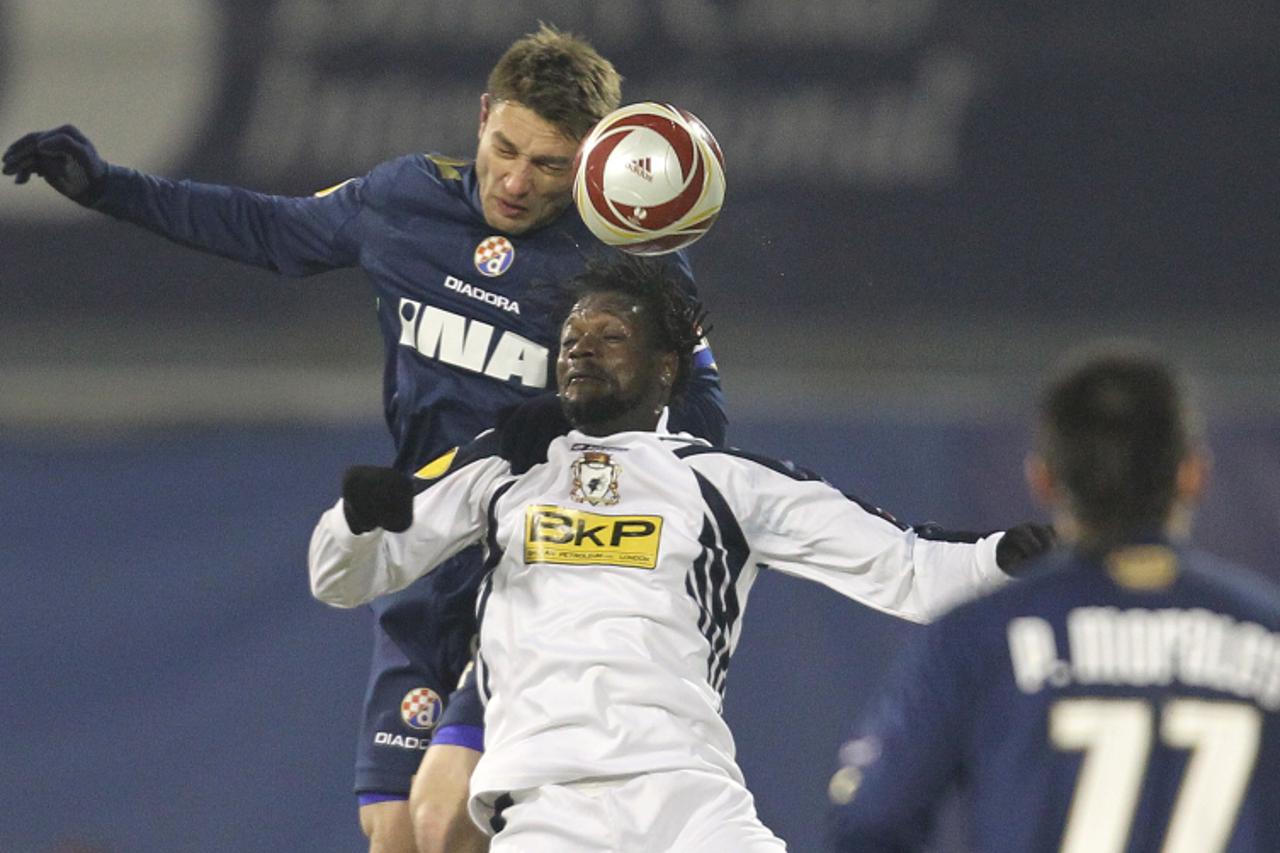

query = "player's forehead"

[
  {"left": 486, "top": 99, "right": 579, "bottom": 159},
  {"left": 562, "top": 292, "right": 648, "bottom": 334}
]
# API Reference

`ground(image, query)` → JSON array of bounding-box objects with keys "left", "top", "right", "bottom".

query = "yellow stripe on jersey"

[
  {"left": 426, "top": 154, "right": 470, "bottom": 181},
  {"left": 1106, "top": 545, "right": 1179, "bottom": 590},
  {"left": 414, "top": 447, "right": 458, "bottom": 481},
  {"left": 313, "top": 178, "right": 356, "bottom": 198},
  {"left": 524, "top": 505, "right": 662, "bottom": 570}
]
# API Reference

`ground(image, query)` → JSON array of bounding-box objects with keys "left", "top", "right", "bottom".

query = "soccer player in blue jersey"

[
  {"left": 828, "top": 344, "right": 1280, "bottom": 853},
  {"left": 4, "top": 25, "right": 726, "bottom": 853}
]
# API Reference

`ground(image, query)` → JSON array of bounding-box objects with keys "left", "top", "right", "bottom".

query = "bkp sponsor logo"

[{"left": 524, "top": 505, "right": 662, "bottom": 570}]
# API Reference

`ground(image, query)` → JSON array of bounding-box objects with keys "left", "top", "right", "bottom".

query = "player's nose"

[
  {"left": 503, "top": 161, "right": 534, "bottom": 196},
  {"left": 566, "top": 333, "right": 599, "bottom": 359}
]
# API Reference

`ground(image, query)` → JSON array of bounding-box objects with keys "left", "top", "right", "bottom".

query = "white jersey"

[{"left": 309, "top": 418, "right": 1009, "bottom": 812}]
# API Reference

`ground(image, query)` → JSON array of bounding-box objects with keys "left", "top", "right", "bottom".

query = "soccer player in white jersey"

[{"left": 308, "top": 255, "right": 1052, "bottom": 851}]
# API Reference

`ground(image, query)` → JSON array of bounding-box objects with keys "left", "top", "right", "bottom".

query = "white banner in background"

[{"left": 0, "top": 0, "right": 982, "bottom": 226}]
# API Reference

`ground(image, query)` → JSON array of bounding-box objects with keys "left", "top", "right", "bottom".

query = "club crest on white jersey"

[
  {"left": 571, "top": 451, "right": 621, "bottom": 506},
  {"left": 474, "top": 235, "right": 515, "bottom": 277}
]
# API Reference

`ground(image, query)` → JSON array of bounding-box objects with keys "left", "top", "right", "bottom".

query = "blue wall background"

[{"left": 5, "top": 416, "right": 1277, "bottom": 852}]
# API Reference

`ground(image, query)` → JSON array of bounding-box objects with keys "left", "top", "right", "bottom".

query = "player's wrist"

[{"left": 82, "top": 163, "right": 132, "bottom": 211}]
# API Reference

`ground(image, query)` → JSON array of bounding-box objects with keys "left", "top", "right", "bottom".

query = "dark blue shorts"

[
  {"left": 354, "top": 544, "right": 486, "bottom": 797},
  {"left": 431, "top": 663, "right": 484, "bottom": 752}
]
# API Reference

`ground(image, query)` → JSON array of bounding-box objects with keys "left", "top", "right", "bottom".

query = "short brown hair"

[{"left": 487, "top": 23, "right": 622, "bottom": 140}]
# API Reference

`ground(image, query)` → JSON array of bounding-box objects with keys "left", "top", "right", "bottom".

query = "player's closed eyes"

[{"left": 562, "top": 330, "right": 629, "bottom": 348}]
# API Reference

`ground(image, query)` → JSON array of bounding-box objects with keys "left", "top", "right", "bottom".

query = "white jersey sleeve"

[
  {"left": 308, "top": 454, "right": 511, "bottom": 608},
  {"left": 689, "top": 450, "right": 1008, "bottom": 623}
]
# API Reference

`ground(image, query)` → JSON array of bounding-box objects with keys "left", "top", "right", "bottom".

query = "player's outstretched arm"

[
  {"left": 309, "top": 455, "right": 508, "bottom": 608},
  {"left": 692, "top": 453, "right": 1052, "bottom": 622},
  {"left": 3, "top": 125, "right": 107, "bottom": 204},
  {"left": 5, "top": 124, "right": 364, "bottom": 275}
]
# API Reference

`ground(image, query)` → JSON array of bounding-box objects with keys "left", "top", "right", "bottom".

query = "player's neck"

[{"left": 575, "top": 408, "right": 662, "bottom": 437}]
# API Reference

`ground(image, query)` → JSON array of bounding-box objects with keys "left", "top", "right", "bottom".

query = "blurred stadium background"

[{"left": 2, "top": 1, "right": 1277, "bottom": 850}]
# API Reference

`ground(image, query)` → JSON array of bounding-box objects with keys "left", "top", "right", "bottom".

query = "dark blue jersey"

[
  {"left": 829, "top": 543, "right": 1280, "bottom": 853},
  {"left": 92, "top": 155, "right": 727, "bottom": 470}
]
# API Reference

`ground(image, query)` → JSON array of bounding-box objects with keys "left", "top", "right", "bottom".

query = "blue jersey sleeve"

[
  {"left": 90, "top": 163, "right": 366, "bottom": 275},
  {"left": 669, "top": 358, "right": 727, "bottom": 446},
  {"left": 660, "top": 249, "right": 728, "bottom": 445},
  {"left": 828, "top": 616, "right": 974, "bottom": 852}
]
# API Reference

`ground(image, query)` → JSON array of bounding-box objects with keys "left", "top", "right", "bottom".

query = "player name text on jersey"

[{"left": 1008, "top": 607, "right": 1280, "bottom": 710}]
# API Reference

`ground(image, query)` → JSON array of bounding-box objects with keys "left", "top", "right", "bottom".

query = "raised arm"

[{"left": 4, "top": 124, "right": 362, "bottom": 274}]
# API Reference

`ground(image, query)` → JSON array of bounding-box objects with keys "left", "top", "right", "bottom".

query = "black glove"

[
  {"left": 496, "top": 392, "right": 571, "bottom": 474},
  {"left": 2, "top": 125, "right": 108, "bottom": 204},
  {"left": 996, "top": 523, "right": 1057, "bottom": 575},
  {"left": 341, "top": 466, "right": 414, "bottom": 534}
]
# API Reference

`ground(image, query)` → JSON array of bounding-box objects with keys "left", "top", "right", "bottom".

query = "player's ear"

[
  {"left": 659, "top": 352, "right": 677, "bottom": 389},
  {"left": 1176, "top": 446, "right": 1211, "bottom": 505},
  {"left": 478, "top": 93, "right": 492, "bottom": 137},
  {"left": 1024, "top": 452, "right": 1058, "bottom": 508}
]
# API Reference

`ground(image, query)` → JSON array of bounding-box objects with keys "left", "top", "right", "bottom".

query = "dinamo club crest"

[
  {"left": 400, "top": 686, "right": 443, "bottom": 731},
  {"left": 570, "top": 451, "right": 621, "bottom": 506},
  {"left": 474, "top": 235, "right": 515, "bottom": 277}
]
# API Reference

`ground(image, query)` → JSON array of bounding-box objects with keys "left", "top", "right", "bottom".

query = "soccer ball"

[{"left": 573, "top": 102, "right": 726, "bottom": 256}]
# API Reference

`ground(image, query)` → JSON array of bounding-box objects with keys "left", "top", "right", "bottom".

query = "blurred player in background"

[
  {"left": 309, "top": 255, "right": 1053, "bottom": 852},
  {"left": 828, "top": 344, "right": 1280, "bottom": 852},
  {"left": 3, "top": 25, "right": 726, "bottom": 853}
]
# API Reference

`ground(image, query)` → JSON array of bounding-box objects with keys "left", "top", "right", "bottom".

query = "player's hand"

[
  {"left": 995, "top": 523, "right": 1057, "bottom": 575},
  {"left": 341, "top": 466, "right": 414, "bottom": 534},
  {"left": 496, "top": 392, "right": 571, "bottom": 474},
  {"left": 2, "top": 125, "right": 108, "bottom": 204}
]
